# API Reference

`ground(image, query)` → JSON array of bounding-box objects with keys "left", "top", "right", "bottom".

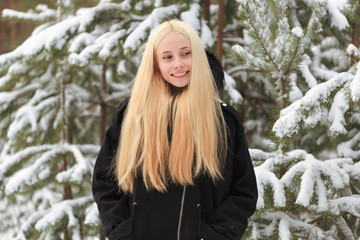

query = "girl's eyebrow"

[{"left": 160, "top": 46, "right": 191, "bottom": 55}]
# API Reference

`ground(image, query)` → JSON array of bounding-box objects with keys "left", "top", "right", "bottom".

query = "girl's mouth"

[{"left": 171, "top": 71, "right": 189, "bottom": 77}]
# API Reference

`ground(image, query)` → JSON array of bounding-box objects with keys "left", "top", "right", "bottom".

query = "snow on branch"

[
  {"left": 0, "top": 144, "right": 54, "bottom": 181},
  {"left": 55, "top": 144, "right": 95, "bottom": 184},
  {"left": 254, "top": 166, "right": 286, "bottom": 209},
  {"left": 249, "top": 211, "right": 336, "bottom": 239},
  {"left": 68, "top": 29, "right": 126, "bottom": 67},
  {"left": 231, "top": 44, "right": 272, "bottom": 71},
  {"left": 326, "top": 0, "right": 349, "bottom": 30},
  {"left": 0, "top": 1, "right": 130, "bottom": 73},
  {"left": 350, "top": 62, "right": 360, "bottom": 102},
  {"left": 4, "top": 146, "right": 66, "bottom": 195},
  {"left": 252, "top": 147, "right": 359, "bottom": 216},
  {"left": 84, "top": 203, "right": 100, "bottom": 226},
  {"left": 281, "top": 154, "right": 353, "bottom": 209},
  {"left": 2, "top": 4, "right": 56, "bottom": 22},
  {"left": 273, "top": 72, "right": 353, "bottom": 138},
  {"left": 31, "top": 196, "right": 93, "bottom": 235},
  {"left": 123, "top": 4, "right": 184, "bottom": 51},
  {"left": 252, "top": 149, "right": 318, "bottom": 209},
  {"left": 7, "top": 90, "right": 59, "bottom": 142},
  {"left": 2, "top": 143, "right": 98, "bottom": 195},
  {"left": 0, "top": 82, "right": 39, "bottom": 114},
  {"left": 224, "top": 72, "right": 243, "bottom": 104},
  {"left": 180, "top": 3, "right": 201, "bottom": 32},
  {"left": 301, "top": 0, "right": 349, "bottom": 30},
  {"left": 337, "top": 131, "right": 360, "bottom": 160},
  {"left": 330, "top": 195, "right": 360, "bottom": 217}
]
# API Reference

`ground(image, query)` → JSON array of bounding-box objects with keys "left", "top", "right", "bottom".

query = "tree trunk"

[
  {"left": 97, "top": 65, "right": 108, "bottom": 237},
  {"left": 9, "top": 0, "right": 18, "bottom": 47},
  {"left": 351, "top": 22, "right": 359, "bottom": 65},
  {"left": 100, "top": 64, "right": 107, "bottom": 144},
  {"left": 57, "top": 1, "right": 72, "bottom": 240},
  {"left": 216, "top": 0, "right": 225, "bottom": 63},
  {"left": 203, "top": 0, "right": 210, "bottom": 23},
  {"left": 281, "top": 77, "right": 287, "bottom": 110}
]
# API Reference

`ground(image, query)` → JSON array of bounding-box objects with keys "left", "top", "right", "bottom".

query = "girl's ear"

[
  {"left": 153, "top": 54, "right": 159, "bottom": 69},
  {"left": 154, "top": 57, "right": 159, "bottom": 68}
]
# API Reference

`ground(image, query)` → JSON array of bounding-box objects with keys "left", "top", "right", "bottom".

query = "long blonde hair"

[{"left": 115, "top": 20, "right": 228, "bottom": 193}]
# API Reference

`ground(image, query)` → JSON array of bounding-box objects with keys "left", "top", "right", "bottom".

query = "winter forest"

[{"left": 0, "top": 0, "right": 359, "bottom": 239}]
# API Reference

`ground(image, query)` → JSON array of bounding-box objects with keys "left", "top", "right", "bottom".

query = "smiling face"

[{"left": 155, "top": 31, "right": 192, "bottom": 89}]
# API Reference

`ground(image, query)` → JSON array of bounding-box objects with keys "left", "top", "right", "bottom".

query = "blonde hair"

[{"left": 115, "top": 20, "right": 228, "bottom": 193}]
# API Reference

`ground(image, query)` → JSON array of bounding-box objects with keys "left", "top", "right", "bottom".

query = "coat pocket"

[
  {"left": 198, "top": 221, "right": 229, "bottom": 240},
  {"left": 108, "top": 218, "right": 130, "bottom": 240}
]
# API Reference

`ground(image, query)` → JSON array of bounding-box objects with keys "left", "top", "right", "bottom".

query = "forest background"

[{"left": 0, "top": 0, "right": 360, "bottom": 239}]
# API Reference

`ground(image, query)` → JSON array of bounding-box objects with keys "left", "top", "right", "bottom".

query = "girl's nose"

[{"left": 174, "top": 58, "right": 184, "bottom": 68}]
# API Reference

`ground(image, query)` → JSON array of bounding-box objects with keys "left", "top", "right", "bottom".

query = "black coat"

[{"left": 92, "top": 98, "right": 258, "bottom": 240}]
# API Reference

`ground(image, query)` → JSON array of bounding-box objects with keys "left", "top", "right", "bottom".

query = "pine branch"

[
  {"left": 335, "top": 215, "right": 355, "bottom": 240},
  {"left": 240, "top": 2, "right": 280, "bottom": 72}
]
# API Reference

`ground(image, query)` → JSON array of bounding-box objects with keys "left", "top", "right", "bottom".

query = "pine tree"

[
  {"left": 231, "top": 0, "right": 360, "bottom": 238},
  {"left": 0, "top": 0, "right": 241, "bottom": 239}
]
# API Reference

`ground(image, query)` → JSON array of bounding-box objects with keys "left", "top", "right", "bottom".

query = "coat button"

[
  {"left": 133, "top": 201, "right": 137, "bottom": 206},
  {"left": 197, "top": 203, "right": 201, "bottom": 207},
  {"left": 222, "top": 103, "right": 227, "bottom": 106}
]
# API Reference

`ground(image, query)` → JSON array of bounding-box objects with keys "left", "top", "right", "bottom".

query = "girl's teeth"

[{"left": 173, "top": 72, "right": 186, "bottom": 77}]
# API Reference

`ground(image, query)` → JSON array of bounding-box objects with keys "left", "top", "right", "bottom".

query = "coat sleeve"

[
  {"left": 202, "top": 105, "right": 258, "bottom": 240},
  {"left": 92, "top": 98, "right": 131, "bottom": 240}
]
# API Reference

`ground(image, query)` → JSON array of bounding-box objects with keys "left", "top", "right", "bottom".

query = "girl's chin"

[{"left": 167, "top": 82, "right": 189, "bottom": 94}]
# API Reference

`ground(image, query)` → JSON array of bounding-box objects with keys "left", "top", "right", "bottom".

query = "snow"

[
  {"left": 123, "top": 5, "right": 182, "bottom": 51},
  {"left": 1, "top": 143, "right": 98, "bottom": 195},
  {"left": 34, "top": 196, "right": 92, "bottom": 231},
  {"left": 350, "top": 62, "right": 360, "bottom": 102},
  {"left": 200, "top": 20, "right": 214, "bottom": 47},
  {"left": 7, "top": 91, "right": 59, "bottom": 141},
  {"left": 180, "top": 4, "right": 201, "bottom": 32},
  {"left": 2, "top": 4, "right": 56, "bottom": 22},
  {"left": 0, "top": 74, "right": 12, "bottom": 89},
  {"left": 4, "top": 146, "right": 65, "bottom": 194},
  {"left": 68, "top": 32, "right": 96, "bottom": 53},
  {"left": 99, "top": 29, "right": 126, "bottom": 60},
  {"left": 278, "top": 218, "right": 290, "bottom": 240},
  {"left": 327, "top": 0, "right": 349, "bottom": 30},
  {"left": 55, "top": 144, "right": 94, "bottom": 184},
  {"left": 291, "top": 26, "right": 303, "bottom": 38},
  {"left": 8, "top": 62, "right": 30, "bottom": 75},
  {"left": 330, "top": 195, "right": 360, "bottom": 217},
  {"left": 84, "top": 203, "right": 100, "bottom": 226},
  {"left": 289, "top": 73, "right": 303, "bottom": 102},
  {"left": 328, "top": 89, "right": 348, "bottom": 136},
  {"left": 117, "top": 60, "right": 127, "bottom": 75},
  {"left": 273, "top": 72, "right": 353, "bottom": 138},
  {"left": 299, "top": 54, "right": 317, "bottom": 88},
  {"left": 0, "top": 51, "right": 21, "bottom": 73},
  {"left": 337, "top": 131, "right": 360, "bottom": 159},
  {"left": 346, "top": 44, "right": 360, "bottom": 58},
  {"left": 224, "top": 72, "right": 243, "bottom": 104},
  {"left": 0, "top": 83, "right": 39, "bottom": 113},
  {"left": 254, "top": 166, "right": 286, "bottom": 208},
  {"left": 281, "top": 154, "right": 351, "bottom": 207},
  {"left": 301, "top": 0, "right": 349, "bottom": 30},
  {"left": 231, "top": 44, "right": 271, "bottom": 71}
]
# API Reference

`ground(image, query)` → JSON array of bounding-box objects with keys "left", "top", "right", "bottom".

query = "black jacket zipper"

[{"left": 177, "top": 185, "right": 186, "bottom": 240}]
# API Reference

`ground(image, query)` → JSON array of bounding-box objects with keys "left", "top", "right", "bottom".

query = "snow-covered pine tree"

[
  {"left": 0, "top": 0, "right": 242, "bottom": 239},
  {"left": 231, "top": 0, "right": 360, "bottom": 239}
]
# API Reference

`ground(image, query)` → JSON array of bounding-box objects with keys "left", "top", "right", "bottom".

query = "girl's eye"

[
  {"left": 163, "top": 55, "right": 172, "bottom": 60},
  {"left": 183, "top": 51, "right": 191, "bottom": 56}
]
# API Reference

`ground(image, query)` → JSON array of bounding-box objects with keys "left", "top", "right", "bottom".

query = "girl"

[{"left": 92, "top": 20, "right": 257, "bottom": 240}]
